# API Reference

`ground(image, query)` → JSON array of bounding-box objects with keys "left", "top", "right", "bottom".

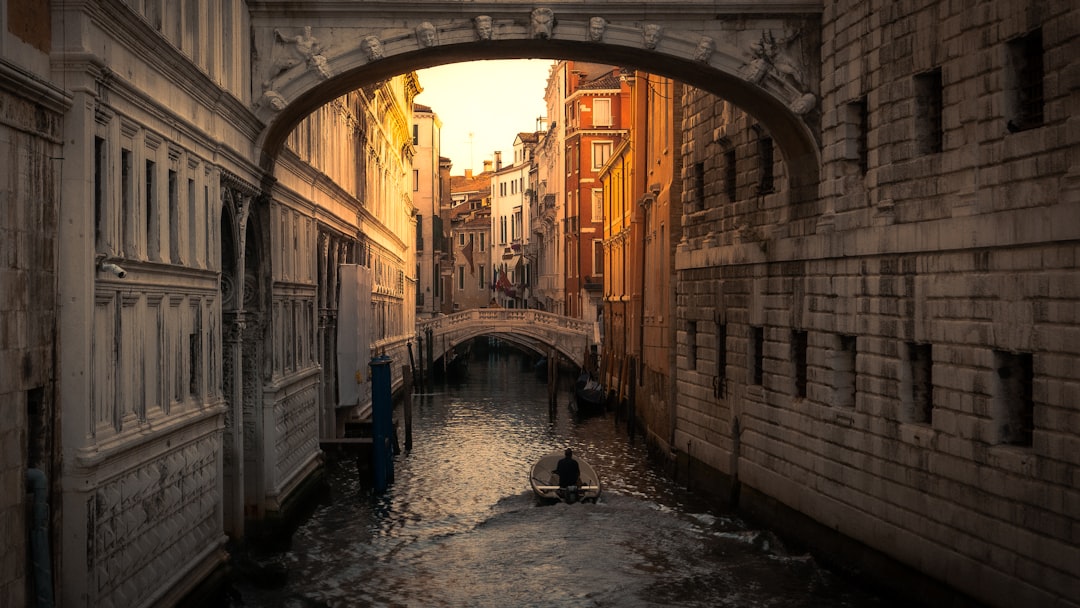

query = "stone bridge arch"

[
  {"left": 250, "top": 1, "right": 823, "bottom": 191},
  {"left": 417, "top": 309, "right": 593, "bottom": 366}
]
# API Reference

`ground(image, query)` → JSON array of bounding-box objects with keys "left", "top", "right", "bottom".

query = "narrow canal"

[{"left": 228, "top": 345, "right": 902, "bottom": 607}]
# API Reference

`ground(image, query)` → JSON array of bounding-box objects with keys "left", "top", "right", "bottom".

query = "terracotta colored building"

[{"left": 562, "top": 64, "right": 630, "bottom": 320}]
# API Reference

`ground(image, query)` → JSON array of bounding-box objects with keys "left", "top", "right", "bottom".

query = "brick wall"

[
  {"left": 0, "top": 82, "right": 62, "bottom": 608},
  {"left": 671, "top": 1, "right": 1080, "bottom": 606}
]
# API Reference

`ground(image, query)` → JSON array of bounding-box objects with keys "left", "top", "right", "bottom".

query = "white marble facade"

[{"left": 0, "top": 1, "right": 418, "bottom": 605}]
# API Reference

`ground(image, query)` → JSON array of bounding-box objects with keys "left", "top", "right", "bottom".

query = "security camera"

[{"left": 99, "top": 262, "right": 127, "bottom": 279}]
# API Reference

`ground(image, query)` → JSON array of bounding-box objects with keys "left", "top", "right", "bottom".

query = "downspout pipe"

[{"left": 26, "top": 468, "right": 54, "bottom": 608}]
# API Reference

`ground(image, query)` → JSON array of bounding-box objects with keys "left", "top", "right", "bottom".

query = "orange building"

[
  {"left": 598, "top": 72, "right": 682, "bottom": 451},
  {"left": 562, "top": 64, "right": 630, "bottom": 320}
]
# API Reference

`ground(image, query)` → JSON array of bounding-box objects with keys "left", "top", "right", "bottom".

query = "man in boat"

[{"left": 554, "top": 448, "right": 581, "bottom": 488}]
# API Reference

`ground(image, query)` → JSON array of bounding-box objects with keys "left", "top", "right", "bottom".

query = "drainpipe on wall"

[{"left": 26, "top": 468, "right": 54, "bottom": 608}]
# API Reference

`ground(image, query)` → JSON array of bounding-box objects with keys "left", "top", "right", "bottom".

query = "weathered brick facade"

[
  {"left": 0, "top": 67, "right": 65, "bottom": 607},
  {"left": 673, "top": 1, "right": 1079, "bottom": 605}
]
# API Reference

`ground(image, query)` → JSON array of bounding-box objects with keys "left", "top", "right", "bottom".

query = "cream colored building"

[
  {"left": 0, "top": 2, "right": 417, "bottom": 606},
  {"left": 2, "top": 2, "right": 1078, "bottom": 607}
]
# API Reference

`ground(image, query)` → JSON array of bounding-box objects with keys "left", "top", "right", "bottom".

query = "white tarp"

[{"left": 337, "top": 264, "right": 373, "bottom": 408}]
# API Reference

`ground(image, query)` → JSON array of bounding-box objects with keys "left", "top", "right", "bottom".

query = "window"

[
  {"left": 457, "top": 265, "right": 464, "bottom": 290},
  {"left": 724, "top": 150, "right": 737, "bottom": 202},
  {"left": 416, "top": 215, "right": 424, "bottom": 250},
  {"left": 757, "top": 136, "right": 774, "bottom": 194},
  {"left": 592, "top": 141, "right": 613, "bottom": 171},
  {"left": 593, "top": 98, "right": 612, "bottom": 127},
  {"left": 413, "top": 169, "right": 419, "bottom": 191},
  {"left": 188, "top": 178, "right": 197, "bottom": 265},
  {"left": 591, "top": 189, "right": 603, "bottom": 220},
  {"left": 687, "top": 321, "right": 698, "bottom": 369},
  {"left": 845, "top": 99, "right": 869, "bottom": 173},
  {"left": 146, "top": 160, "right": 158, "bottom": 260},
  {"left": 914, "top": 71, "right": 943, "bottom": 155},
  {"left": 593, "top": 240, "right": 603, "bottom": 274},
  {"left": 189, "top": 331, "right": 201, "bottom": 398},
  {"left": 94, "top": 137, "right": 107, "bottom": 251},
  {"left": 902, "top": 342, "right": 933, "bottom": 424},
  {"left": 478, "top": 264, "right": 486, "bottom": 289},
  {"left": 500, "top": 216, "right": 507, "bottom": 244},
  {"left": 714, "top": 323, "right": 728, "bottom": 399},
  {"left": 121, "top": 148, "right": 133, "bottom": 256},
  {"left": 749, "top": 326, "right": 764, "bottom": 385},
  {"left": 792, "top": 330, "right": 808, "bottom": 398},
  {"left": 833, "top": 335, "right": 856, "bottom": 408},
  {"left": 412, "top": 123, "right": 419, "bottom": 145},
  {"left": 479, "top": 232, "right": 485, "bottom": 252},
  {"left": 168, "top": 169, "right": 180, "bottom": 263},
  {"left": 694, "top": 161, "right": 706, "bottom": 210},
  {"left": 1005, "top": 29, "right": 1044, "bottom": 133},
  {"left": 458, "top": 232, "right": 465, "bottom": 247},
  {"left": 992, "top": 350, "right": 1034, "bottom": 446}
]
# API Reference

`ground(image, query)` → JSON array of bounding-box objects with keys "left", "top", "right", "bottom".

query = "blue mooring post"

[{"left": 370, "top": 355, "right": 394, "bottom": 492}]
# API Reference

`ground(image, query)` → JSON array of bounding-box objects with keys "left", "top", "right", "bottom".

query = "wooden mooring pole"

[
  {"left": 402, "top": 364, "right": 413, "bottom": 452},
  {"left": 548, "top": 348, "right": 557, "bottom": 420}
]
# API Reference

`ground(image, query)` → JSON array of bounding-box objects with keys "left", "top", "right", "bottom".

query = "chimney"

[
  {"left": 465, "top": 169, "right": 473, "bottom": 179},
  {"left": 483, "top": 160, "right": 492, "bottom": 173},
  {"left": 494, "top": 151, "right": 503, "bottom": 171}
]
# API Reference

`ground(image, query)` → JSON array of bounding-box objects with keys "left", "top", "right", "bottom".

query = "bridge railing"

[{"left": 416, "top": 308, "right": 592, "bottom": 336}]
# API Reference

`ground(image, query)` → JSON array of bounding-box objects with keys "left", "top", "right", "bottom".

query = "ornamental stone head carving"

[
  {"left": 588, "top": 17, "right": 606, "bottom": 42},
  {"left": 361, "top": 35, "right": 383, "bottom": 60},
  {"left": 475, "top": 15, "right": 493, "bottom": 40},
  {"left": 695, "top": 36, "right": 716, "bottom": 62},
  {"left": 531, "top": 8, "right": 554, "bottom": 39},
  {"left": 416, "top": 22, "right": 437, "bottom": 47},
  {"left": 643, "top": 24, "right": 663, "bottom": 50}
]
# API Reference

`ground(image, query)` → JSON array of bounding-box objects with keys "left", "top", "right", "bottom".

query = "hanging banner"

[{"left": 337, "top": 264, "right": 373, "bottom": 408}]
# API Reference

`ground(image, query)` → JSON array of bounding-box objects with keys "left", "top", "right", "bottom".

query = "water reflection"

[{"left": 231, "top": 345, "right": 898, "bottom": 607}]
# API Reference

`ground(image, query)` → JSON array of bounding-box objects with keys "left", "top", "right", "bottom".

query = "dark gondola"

[{"left": 572, "top": 371, "right": 605, "bottom": 415}]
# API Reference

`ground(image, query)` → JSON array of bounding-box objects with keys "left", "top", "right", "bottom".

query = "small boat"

[
  {"left": 529, "top": 452, "right": 602, "bottom": 504},
  {"left": 572, "top": 372, "right": 605, "bottom": 415}
]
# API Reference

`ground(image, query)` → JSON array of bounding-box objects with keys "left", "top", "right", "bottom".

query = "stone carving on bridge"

[
  {"left": 258, "top": 85, "right": 288, "bottom": 112},
  {"left": 643, "top": 24, "right": 664, "bottom": 50},
  {"left": 274, "top": 26, "right": 333, "bottom": 80},
  {"left": 531, "top": 8, "right": 554, "bottom": 39},
  {"left": 361, "top": 35, "right": 384, "bottom": 61},
  {"left": 416, "top": 22, "right": 438, "bottom": 47},
  {"left": 588, "top": 17, "right": 606, "bottom": 42},
  {"left": 474, "top": 15, "right": 494, "bottom": 41},
  {"left": 739, "top": 29, "right": 816, "bottom": 114},
  {"left": 789, "top": 92, "right": 817, "bottom": 115},
  {"left": 695, "top": 36, "right": 716, "bottom": 63}
]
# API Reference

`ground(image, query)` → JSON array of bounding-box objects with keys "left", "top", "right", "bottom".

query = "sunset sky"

[{"left": 415, "top": 59, "right": 553, "bottom": 176}]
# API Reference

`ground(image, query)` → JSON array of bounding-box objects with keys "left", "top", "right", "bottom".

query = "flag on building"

[{"left": 461, "top": 236, "right": 474, "bottom": 274}]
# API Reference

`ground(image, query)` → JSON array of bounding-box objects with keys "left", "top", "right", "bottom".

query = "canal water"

[{"left": 229, "top": 346, "right": 901, "bottom": 608}]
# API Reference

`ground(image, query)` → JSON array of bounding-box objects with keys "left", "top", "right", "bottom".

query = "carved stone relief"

[
  {"left": 588, "top": 17, "right": 606, "bottom": 41},
  {"left": 415, "top": 22, "right": 437, "bottom": 47},
  {"left": 739, "top": 29, "right": 817, "bottom": 112},
  {"left": 531, "top": 8, "right": 554, "bottom": 40},
  {"left": 474, "top": 15, "right": 493, "bottom": 41},
  {"left": 274, "top": 384, "right": 319, "bottom": 482},
  {"left": 88, "top": 435, "right": 221, "bottom": 607},
  {"left": 643, "top": 24, "right": 664, "bottom": 50},
  {"left": 360, "top": 35, "right": 384, "bottom": 61},
  {"left": 695, "top": 36, "right": 716, "bottom": 62}
]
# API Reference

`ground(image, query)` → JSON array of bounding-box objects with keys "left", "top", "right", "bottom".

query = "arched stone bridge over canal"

[{"left": 416, "top": 309, "right": 596, "bottom": 367}]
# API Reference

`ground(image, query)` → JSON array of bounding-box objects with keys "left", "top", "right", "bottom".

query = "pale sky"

[{"left": 415, "top": 60, "right": 553, "bottom": 176}]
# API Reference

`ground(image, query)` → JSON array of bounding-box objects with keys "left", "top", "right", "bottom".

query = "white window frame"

[
  {"left": 591, "top": 140, "right": 613, "bottom": 171},
  {"left": 593, "top": 98, "right": 612, "bottom": 127}
]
